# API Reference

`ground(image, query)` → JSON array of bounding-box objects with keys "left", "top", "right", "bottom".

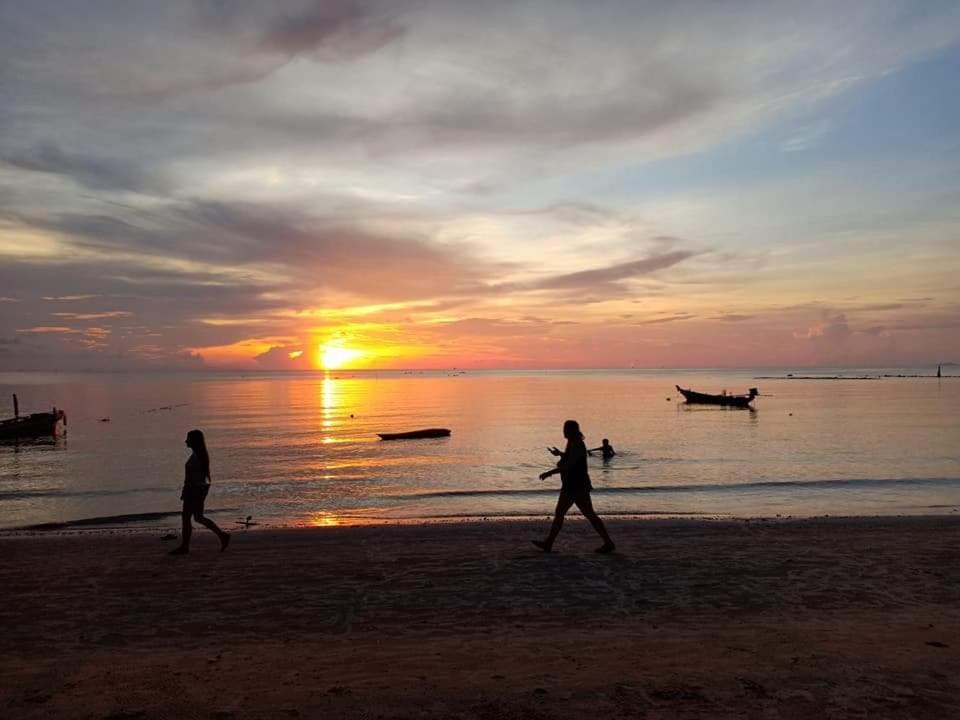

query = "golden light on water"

[{"left": 321, "top": 374, "right": 337, "bottom": 429}]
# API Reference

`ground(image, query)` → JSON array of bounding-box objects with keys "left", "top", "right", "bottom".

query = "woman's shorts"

[
  {"left": 181, "top": 484, "right": 210, "bottom": 514},
  {"left": 560, "top": 483, "right": 592, "bottom": 500}
]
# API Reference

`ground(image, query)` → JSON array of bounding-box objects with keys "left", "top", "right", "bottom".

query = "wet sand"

[{"left": 2, "top": 517, "right": 959, "bottom": 719}]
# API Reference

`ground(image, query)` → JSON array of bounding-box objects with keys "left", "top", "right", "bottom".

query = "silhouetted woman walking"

[
  {"left": 169, "top": 429, "right": 230, "bottom": 555},
  {"left": 534, "top": 419, "right": 615, "bottom": 553}
]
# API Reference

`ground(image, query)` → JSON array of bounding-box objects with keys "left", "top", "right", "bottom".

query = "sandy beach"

[{"left": 2, "top": 517, "right": 959, "bottom": 719}]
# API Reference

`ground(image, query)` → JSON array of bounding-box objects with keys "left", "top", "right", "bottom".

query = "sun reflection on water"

[{"left": 320, "top": 374, "right": 339, "bottom": 432}]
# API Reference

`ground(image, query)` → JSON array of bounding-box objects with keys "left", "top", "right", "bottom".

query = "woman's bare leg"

[
  {"left": 534, "top": 492, "right": 576, "bottom": 551},
  {"left": 575, "top": 494, "right": 615, "bottom": 551},
  {"left": 194, "top": 512, "right": 230, "bottom": 551},
  {"left": 169, "top": 507, "right": 192, "bottom": 554}
]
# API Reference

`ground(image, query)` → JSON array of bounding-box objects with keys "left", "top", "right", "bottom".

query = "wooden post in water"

[{"left": 12, "top": 393, "right": 18, "bottom": 419}]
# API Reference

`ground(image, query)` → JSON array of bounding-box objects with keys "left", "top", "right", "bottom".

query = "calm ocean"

[{"left": 1, "top": 369, "right": 958, "bottom": 529}]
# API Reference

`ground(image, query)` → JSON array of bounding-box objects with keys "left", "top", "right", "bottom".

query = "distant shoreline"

[{"left": 754, "top": 374, "right": 955, "bottom": 380}]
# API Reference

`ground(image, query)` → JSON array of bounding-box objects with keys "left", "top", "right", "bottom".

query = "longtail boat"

[
  {"left": 377, "top": 428, "right": 451, "bottom": 440},
  {"left": 675, "top": 385, "right": 758, "bottom": 408},
  {"left": 0, "top": 394, "right": 67, "bottom": 440}
]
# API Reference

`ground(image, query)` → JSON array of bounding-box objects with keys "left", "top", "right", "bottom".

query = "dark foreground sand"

[{"left": 2, "top": 517, "right": 959, "bottom": 719}]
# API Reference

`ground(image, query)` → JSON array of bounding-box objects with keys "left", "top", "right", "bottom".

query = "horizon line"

[{"left": 0, "top": 363, "right": 954, "bottom": 375}]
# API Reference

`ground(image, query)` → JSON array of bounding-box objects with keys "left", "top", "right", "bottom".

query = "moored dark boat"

[
  {"left": 377, "top": 428, "right": 451, "bottom": 440},
  {"left": 675, "top": 385, "right": 758, "bottom": 408},
  {"left": 0, "top": 394, "right": 67, "bottom": 440}
]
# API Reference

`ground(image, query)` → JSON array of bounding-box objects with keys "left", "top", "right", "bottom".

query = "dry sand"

[{"left": 2, "top": 517, "right": 959, "bottom": 719}]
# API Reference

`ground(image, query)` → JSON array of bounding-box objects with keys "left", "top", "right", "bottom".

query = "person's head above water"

[
  {"left": 563, "top": 419, "right": 583, "bottom": 440},
  {"left": 602, "top": 438, "right": 610, "bottom": 446}
]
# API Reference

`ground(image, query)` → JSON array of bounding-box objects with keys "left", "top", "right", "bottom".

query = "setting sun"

[{"left": 318, "top": 341, "right": 364, "bottom": 370}]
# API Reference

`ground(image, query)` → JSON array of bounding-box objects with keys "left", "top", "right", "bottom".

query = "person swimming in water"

[
  {"left": 533, "top": 419, "right": 616, "bottom": 554},
  {"left": 588, "top": 438, "right": 616, "bottom": 460}
]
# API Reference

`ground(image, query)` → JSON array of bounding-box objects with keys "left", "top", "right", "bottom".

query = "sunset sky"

[{"left": 1, "top": 1, "right": 958, "bottom": 370}]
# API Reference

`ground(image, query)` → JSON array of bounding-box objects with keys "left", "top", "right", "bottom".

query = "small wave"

[
  {"left": 0, "top": 486, "right": 171, "bottom": 500},
  {"left": 390, "top": 476, "right": 960, "bottom": 500},
  {"left": 17, "top": 507, "right": 240, "bottom": 531}
]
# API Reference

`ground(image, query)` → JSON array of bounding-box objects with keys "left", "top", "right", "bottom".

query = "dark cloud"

[
  {"left": 0, "top": 254, "right": 289, "bottom": 352},
  {"left": 511, "top": 201, "right": 617, "bottom": 226},
  {"left": 2, "top": 142, "right": 161, "bottom": 193},
  {"left": 29, "top": 199, "right": 494, "bottom": 302},
  {"left": 465, "top": 249, "right": 697, "bottom": 305},
  {"left": 254, "top": 345, "right": 312, "bottom": 370},
  {"left": 533, "top": 251, "right": 696, "bottom": 292},
  {"left": 632, "top": 313, "right": 695, "bottom": 326},
  {"left": 0, "top": 3, "right": 407, "bottom": 105},
  {"left": 409, "top": 78, "right": 718, "bottom": 150},
  {"left": 51, "top": 311, "right": 133, "bottom": 321},
  {"left": 3, "top": 331, "right": 208, "bottom": 371},
  {"left": 259, "top": 0, "right": 405, "bottom": 58}
]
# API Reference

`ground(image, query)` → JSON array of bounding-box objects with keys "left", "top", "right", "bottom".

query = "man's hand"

[
  {"left": 547, "top": 446, "right": 562, "bottom": 457},
  {"left": 539, "top": 471, "right": 552, "bottom": 481}
]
